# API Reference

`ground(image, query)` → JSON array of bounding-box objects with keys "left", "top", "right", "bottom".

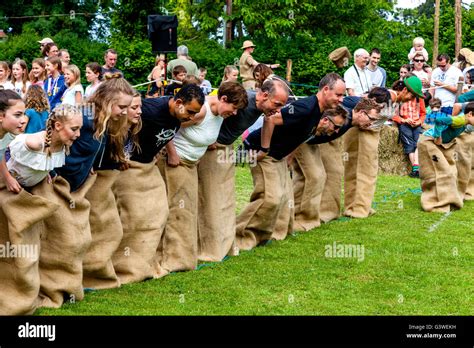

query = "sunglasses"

[
  {"left": 414, "top": 59, "right": 425, "bottom": 63},
  {"left": 326, "top": 116, "right": 343, "bottom": 130}
]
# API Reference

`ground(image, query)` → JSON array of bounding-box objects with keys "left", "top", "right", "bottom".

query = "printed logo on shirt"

[{"left": 155, "top": 129, "right": 176, "bottom": 148}]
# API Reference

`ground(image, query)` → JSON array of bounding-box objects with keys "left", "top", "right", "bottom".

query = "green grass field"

[{"left": 37, "top": 167, "right": 473, "bottom": 316}]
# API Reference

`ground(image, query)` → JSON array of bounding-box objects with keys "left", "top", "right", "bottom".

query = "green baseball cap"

[{"left": 403, "top": 76, "right": 424, "bottom": 98}]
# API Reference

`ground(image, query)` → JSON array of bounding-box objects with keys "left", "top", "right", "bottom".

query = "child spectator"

[
  {"left": 399, "top": 64, "right": 412, "bottom": 81},
  {"left": 424, "top": 98, "right": 447, "bottom": 128},
  {"left": 221, "top": 65, "right": 239, "bottom": 83},
  {"left": 392, "top": 76, "right": 426, "bottom": 178},
  {"left": 253, "top": 64, "right": 274, "bottom": 88},
  {"left": 164, "top": 65, "right": 187, "bottom": 96},
  {"left": 24, "top": 84, "right": 50, "bottom": 134},
  {"left": 43, "top": 56, "right": 66, "bottom": 110},
  {"left": 84, "top": 62, "right": 102, "bottom": 100},
  {"left": 11, "top": 59, "right": 31, "bottom": 98},
  {"left": 408, "top": 37, "right": 429, "bottom": 63},
  {"left": 29, "top": 58, "right": 47, "bottom": 88},
  {"left": 199, "top": 67, "right": 212, "bottom": 95},
  {"left": 62, "top": 64, "right": 84, "bottom": 106},
  {"left": 0, "top": 61, "right": 14, "bottom": 90}
]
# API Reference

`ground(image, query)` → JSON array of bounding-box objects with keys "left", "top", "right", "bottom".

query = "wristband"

[{"left": 260, "top": 146, "right": 270, "bottom": 153}]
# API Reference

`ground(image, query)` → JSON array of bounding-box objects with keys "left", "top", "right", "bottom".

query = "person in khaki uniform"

[{"left": 239, "top": 40, "right": 279, "bottom": 90}]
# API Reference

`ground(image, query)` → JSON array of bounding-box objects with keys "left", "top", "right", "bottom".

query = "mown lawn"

[{"left": 37, "top": 167, "right": 473, "bottom": 315}]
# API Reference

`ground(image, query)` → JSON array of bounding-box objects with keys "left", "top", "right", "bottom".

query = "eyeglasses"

[
  {"left": 414, "top": 59, "right": 425, "bottom": 63},
  {"left": 362, "top": 110, "right": 378, "bottom": 121},
  {"left": 325, "top": 116, "right": 343, "bottom": 130}
]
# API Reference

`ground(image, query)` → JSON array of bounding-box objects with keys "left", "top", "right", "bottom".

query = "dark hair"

[
  {"left": 42, "top": 42, "right": 58, "bottom": 57},
  {"left": 353, "top": 97, "right": 383, "bottom": 114},
  {"left": 429, "top": 98, "right": 442, "bottom": 109},
  {"left": 86, "top": 62, "right": 103, "bottom": 81},
  {"left": 253, "top": 64, "right": 273, "bottom": 88},
  {"left": 174, "top": 83, "right": 205, "bottom": 106},
  {"left": 391, "top": 80, "right": 406, "bottom": 92},
  {"left": 368, "top": 87, "right": 391, "bottom": 105},
  {"left": 319, "top": 73, "right": 343, "bottom": 90},
  {"left": 401, "top": 64, "right": 412, "bottom": 72},
  {"left": 323, "top": 105, "right": 348, "bottom": 121},
  {"left": 218, "top": 81, "right": 248, "bottom": 109},
  {"left": 437, "top": 54, "right": 450, "bottom": 63},
  {"left": 172, "top": 65, "right": 187, "bottom": 77},
  {"left": 47, "top": 56, "right": 63, "bottom": 73},
  {"left": 464, "top": 102, "right": 474, "bottom": 114},
  {"left": 0, "top": 89, "right": 23, "bottom": 114},
  {"left": 370, "top": 48, "right": 381, "bottom": 55}
]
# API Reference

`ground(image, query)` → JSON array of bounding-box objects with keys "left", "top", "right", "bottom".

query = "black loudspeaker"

[{"left": 148, "top": 15, "right": 178, "bottom": 53}]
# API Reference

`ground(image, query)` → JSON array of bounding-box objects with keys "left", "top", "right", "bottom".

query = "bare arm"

[
  {"left": 0, "top": 158, "right": 21, "bottom": 193},
  {"left": 165, "top": 140, "right": 180, "bottom": 167}
]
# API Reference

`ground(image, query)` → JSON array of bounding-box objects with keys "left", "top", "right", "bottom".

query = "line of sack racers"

[{"left": 0, "top": 73, "right": 473, "bottom": 315}]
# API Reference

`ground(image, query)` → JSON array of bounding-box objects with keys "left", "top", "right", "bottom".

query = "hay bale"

[{"left": 377, "top": 125, "right": 411, "bottom": 175}]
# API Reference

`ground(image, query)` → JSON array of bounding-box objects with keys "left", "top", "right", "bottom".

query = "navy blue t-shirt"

[
  {"left": 306, "top": 96, "right": 359, "bottom": 144},
  {"left": 244, "top": 95, "right": 323, "bottom": 160},
  {"left": 131, "top": 96, "right": 181, "bottom": 163},
  {"left": 56, "top": 108, "right": 105, "bottom": 192}
]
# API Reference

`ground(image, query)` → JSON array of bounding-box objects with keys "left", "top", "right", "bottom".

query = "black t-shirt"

[
  {"left": 164, "top": 82, "right": 182, "bottom": 96},
  {"left": 217, "top": 91, "right": 260, "bottom": 145},
  {"left": 244, "top": 95, "right": 322, "bottom": 160},
  {"left": 131, "top": 96, "right": 181, "bottom": 163},
  {"left": 306, "top": 95, "right": 359, "bottom": 144}
]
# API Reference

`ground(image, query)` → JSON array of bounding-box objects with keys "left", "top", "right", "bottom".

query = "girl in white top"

[
  {"left": 11, "top": 59, "right": 31, "bottom": 99},
  {"left": 0, "top": 90, "right": 27, "bottom": 162},
  {"left": 6, "top": 104, "right": 82, "bottom": 189},
  {"left": 84, "top": 62, "right": 102, "bottom": 100},
  {"left": 0, "top": 61, "right": 14, "bottom": 91},
  {"left": 61, "top": 64, "right": 84, "bottom": 106}
]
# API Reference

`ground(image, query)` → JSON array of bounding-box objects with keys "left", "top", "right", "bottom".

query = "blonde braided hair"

[{"left": 44, "top": 104, "right": 82, "bottom": 156}]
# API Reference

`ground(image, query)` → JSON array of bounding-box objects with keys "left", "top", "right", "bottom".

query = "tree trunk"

[
  {"left": 455, "top": 0, "right": 462, "bottom": 58},
  {"left": 433, "top": 0, "right": 440, "bottom": 68}
]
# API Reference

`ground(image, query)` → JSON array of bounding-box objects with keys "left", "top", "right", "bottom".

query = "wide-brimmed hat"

[
  {"left": 38, "top": 37, "right": 54, "bottom": 44},
  {"left": 404, "top": 76, "right": 424, "bottom": 98},
  {"left": 459, "top": 47, "right": 474, "bottom": 66},
  {"left": 241, "top": 40, "right": 256, "bottom": 49},
  {"left": 329, "top": 47, "right": 351, "bottom": 68}
]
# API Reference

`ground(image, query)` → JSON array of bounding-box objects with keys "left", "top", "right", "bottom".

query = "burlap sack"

[
  {"left": 343, "top": 127, "right": 380, "bottom": 218},
  {"left": 319, "top": 139, "right": 343, "bottom": 222},
  {"left": 83, "top": 170, "right": 122, "bottom": 289},
  {"left": 418, "top": 135, "right": 463, "bottom": 212},
  {"left": 465, "top": 134, "right": 474, "bottom": 200},
  {"left": 157, "top": 156, "right": 199, "bottom": 275},
  {"left": 197, "top": 144, "right": 236, "bottom": 262},
  {"left": 455, "top": 132, "right": 474, "bottom": 200},
  {"left": 272, "top": 163, "right": 294, "bottom": 240},
  {"left": 112, "top": 160, "right": 169, "bottom": 284},
  {"left": 30, "top": 176, "right": 96, "bottom": 308},
  {"left": 292, "top": 143, "right": 325, "bottom": 231},
  {"left": 0, "top": 184, "right": 58, "bottom": 315},
  {"left": 235, "top": 156, "right": 290, "bottom": 250}
]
